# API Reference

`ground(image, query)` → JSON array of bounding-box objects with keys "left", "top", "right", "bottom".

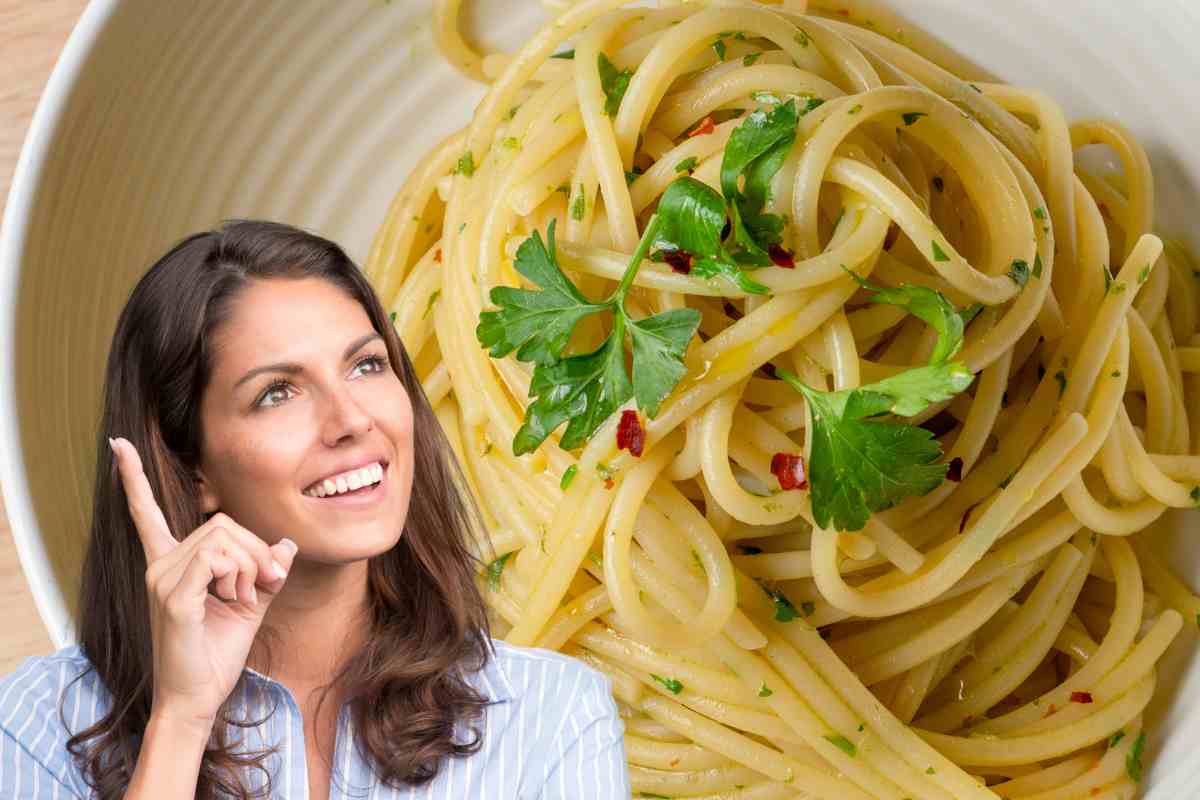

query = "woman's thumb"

[{"left": 259, "top": 538, "right": 298, "bottom": 599}]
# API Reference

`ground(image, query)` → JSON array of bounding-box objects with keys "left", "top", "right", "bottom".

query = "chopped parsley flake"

[
  {"left": 758, "top": 682, "right": 773, "bottom": 697},
  {"left": 1126, "top": 731, "right": 1146, "bottom": 781},
  {"left": 902, "top": 111, "right": 927, "bottom": 126},
  {"left": 674, "top": 156, "right": 699, "bottom": 173},
  {"left": 824, "top": 734, "right": 856, "bottom": 757},
  {"left": 560, "top": 464, "right": 578, "bottom": 490},
  {"left": 743, "top": 52, "right": 762, "bottom": 67},
  {"left": 931, "top": 240, "right": 951, "bottom": 262},
  {"left": 423, "top": 289, "right": 441, "bottom": 319},
  {"left": 1008, "top": 259, "right": 1031, "bottom": 286},
  {"left": 1054, "top": 370, "right": 1068, "bottom": 398},
  {"left": 848, "top": 104, "right": 863, "bottom": 115},
  {"left": 650, "top": 673, "right": 684, "bottom": 694},
  {"left": 454, "top": 151, "right": 475, "bottom": 177},
  {"left": 486, "top": 552, "right": 513, "bottom": 590}
]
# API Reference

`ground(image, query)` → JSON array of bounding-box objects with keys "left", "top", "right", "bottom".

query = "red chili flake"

[
  {"left": 616, "top": 409, "right": 645, "bottom": 457},
  {"left": 434, "top": 248, "right": 442, "bottom": 262},
  {"left": 663, "top": 250, "right": 693, "bottom": 274},
  {"left": 1090, "top": 788, "right": 1102, "bottom": 796},
  {"left": 604, "top": 478, "right": 614, "bottom": 490},
  {"left": 959, "top": 504, "right": 977, "bottom": 533},
  {"left": 770, "top": 452, "right": 808, "bottom": 490},
  {"left": 686, "top": 116, "right": 716, "bottom": 138},
  {"left": 836, "top": 8, "right": 850, "bottom": 16},
  {"left": 946, "top": 457, "right": 964, "bottom": 482},
  {"left": 722, "top": 301, "right": 743, "bottom": 320},
  {"left": 759, "top": 362, "right": 777, "bottom": 378},
  {"left": 1070, "top": 691, "right": 1094, "bottom": 704},
  {"left": 768, "top": 244, "right": 795, "bottom": 268},
  {"left": 1043, "top": 703, "right": 1058, "bottom": 718}
]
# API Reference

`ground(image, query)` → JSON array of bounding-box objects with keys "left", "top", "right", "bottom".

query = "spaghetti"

[{"left": 366, "top": 1, "right": 1200, "bottom": 797}]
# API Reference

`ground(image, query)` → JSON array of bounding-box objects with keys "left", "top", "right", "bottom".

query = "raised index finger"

[{"left": 109, "top": 436, "right": 178, "bottom": 563}]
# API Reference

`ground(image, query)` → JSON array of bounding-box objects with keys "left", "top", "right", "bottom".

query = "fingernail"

[
  {"left": 108, "top": 437, "right": 117, "bottom": 455},
  {"left": 279, "top": 538, "right": 298, "bottom": 556},
  {"left": 272, "top": 559, "right": 287, "bottom": 580}
]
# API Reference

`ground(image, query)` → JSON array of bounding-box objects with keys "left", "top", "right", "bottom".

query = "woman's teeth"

[{"left": 304, "top": 462, "right": 384, "bottom": 498}]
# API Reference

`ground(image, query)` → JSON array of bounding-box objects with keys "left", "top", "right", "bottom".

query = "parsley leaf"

[
  {"left": 652, "top": 101, "right": 809, "bottom": 293},
  {"left": 479, "top": 216, "right": 702, "bottom": 455},
  {"left": 781, "top": 370, "right": 968, "bottom": 531},
  {"left": 550, "top": 48, "right": 575, "bottom": 60},
  {"left": 475, "top": 220, "right": 608, "bottom": 365},
  {"left": 598, "top": 53, "right": 632, "bottom": 117},
  {"left": 775, "top": 277, "right": 972, "bottom": 531},
  {"left": 722, "top": 99, "right": 800, "bottom": 263},
  {"left": 847, "top": 271, "right": 965, "bottom": 364},
  {"left": 654, "top": 177, "right": 770, "bottom": 294},
  {"left": 516, "top": 328, "right": 631, "bottom": 453}
]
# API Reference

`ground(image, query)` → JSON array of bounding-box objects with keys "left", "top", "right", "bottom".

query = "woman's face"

[{"left": 193, "top": 276, "right": 414, "bottom": 564}]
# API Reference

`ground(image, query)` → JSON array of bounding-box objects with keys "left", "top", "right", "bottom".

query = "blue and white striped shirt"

[{"left": 0, "top": 638, "right": 631, "bottom": 798}]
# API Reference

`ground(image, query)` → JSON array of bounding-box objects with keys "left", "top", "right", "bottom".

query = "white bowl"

[{"left": 2, "top": 0, "right": 1197, "bottom": 794}]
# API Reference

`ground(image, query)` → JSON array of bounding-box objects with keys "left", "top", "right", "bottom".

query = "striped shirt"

[{"left": 0, "top": 638, "right": 631, "bottom": 798}]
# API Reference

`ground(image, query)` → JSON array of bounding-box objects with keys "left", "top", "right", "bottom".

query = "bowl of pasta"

[{"left": 3, "top": 0, "right": 1199, "bottom": 797}]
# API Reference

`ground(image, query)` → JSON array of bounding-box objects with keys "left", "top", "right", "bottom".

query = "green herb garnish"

[
  {"left": 454, "top": 151, "right": 475, "bottom": 177},
  {"left": 674, "top": 156, "right": 699, "bottom": 174},
  {"left": 931, "top": 240, "right": 950, "bottom": 262},
  {"left": 654, "top": 99, "right": 807, "bottom": 294},
  {"left": 598, "top": 53, "right": 632, "bottom": 117},
  {"left": 650, "top": 673, "right": 684, "bottom": 694},
  {"left": 759, "top": 682, "right": 773, "bottom": 697},
  {"left": 423, "top": 289, "right": 441, "bottom": 319},
  {"left": 902, "top": 111, "right": 927, "bottom": 126},
  {"left": 1126, "top": 732, "right": 1146, "bottom": 781},
  {"left": 756, "top": 578, "right": 800, "bottom": 621},
  {"left": 486, "top": 552, "right": 513, "bottom": 590},
  {"left": 774, "top": 276, "right": 972, "bottom": 531},
  {"left": 560, "top": 464, "right": 578, "bottom": 490},
  {"left": 825, "top": 734, "right": 857, "bottom": 757},
  {"left": 1008, "top": 259, "right": 1031, "bottom": 286},
  {"left": 476, "top": 218, "right": 701, "bottom": 455},
  {"left": 550, "top": 48, "right": 575, "bottom": 60}
]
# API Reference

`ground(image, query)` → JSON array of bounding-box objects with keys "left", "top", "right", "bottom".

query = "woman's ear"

[{"left": 194, "top": 467, "right": 220, "bottom": 514}]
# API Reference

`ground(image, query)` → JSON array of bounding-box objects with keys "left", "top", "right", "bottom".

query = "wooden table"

[{"left": 0, "top": 0, "right": 90, "bottom": 674}]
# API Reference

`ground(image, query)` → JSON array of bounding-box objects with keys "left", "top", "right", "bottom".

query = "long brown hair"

[{"left": 65, "top": 219, "right": 498, "bottom": 798}]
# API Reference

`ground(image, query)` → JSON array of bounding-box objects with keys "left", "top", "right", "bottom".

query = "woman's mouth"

[{"left": 302, "top": 460, "right": 389, "bottom": 508}]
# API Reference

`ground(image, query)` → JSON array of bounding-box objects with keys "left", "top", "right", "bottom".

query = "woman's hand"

[{"left": 109, "top": 436, "right": 298, "bottom": 730}]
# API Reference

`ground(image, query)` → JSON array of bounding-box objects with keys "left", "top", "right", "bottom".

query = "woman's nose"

[{"left": 322, "top": 388, "right": 373, "bottom": 444}]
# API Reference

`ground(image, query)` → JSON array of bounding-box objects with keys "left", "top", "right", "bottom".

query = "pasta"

[{"left": 366, "top": 1, "right": 1200, "bottom": 796}]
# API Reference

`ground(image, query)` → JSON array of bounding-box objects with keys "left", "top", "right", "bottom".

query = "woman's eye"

[
  {"left": 255, "top": 355, "right": 388, "bottom": 410},
  {"left": 353, "top": 354, "right": 389, "bottom": 377},
  {"left": 257, "top": 381, "right": 293, "bottom": 409}
]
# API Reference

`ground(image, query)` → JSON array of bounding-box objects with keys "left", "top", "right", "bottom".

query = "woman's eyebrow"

[{"left": 233, "top": 331, "right": 383, "bottom": 389}]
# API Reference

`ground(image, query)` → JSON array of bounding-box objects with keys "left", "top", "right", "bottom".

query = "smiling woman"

[{"left": 0, "top": 219, "right": 630, "bottom": 799}]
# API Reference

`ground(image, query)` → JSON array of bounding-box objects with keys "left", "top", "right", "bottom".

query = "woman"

[{"left": 0, "top": 220, "right": 630, "bottom": 799}]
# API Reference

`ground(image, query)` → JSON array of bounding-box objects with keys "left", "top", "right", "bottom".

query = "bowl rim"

[{"left": 0, "top": 0, "right": 122, "bottom": 650}]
